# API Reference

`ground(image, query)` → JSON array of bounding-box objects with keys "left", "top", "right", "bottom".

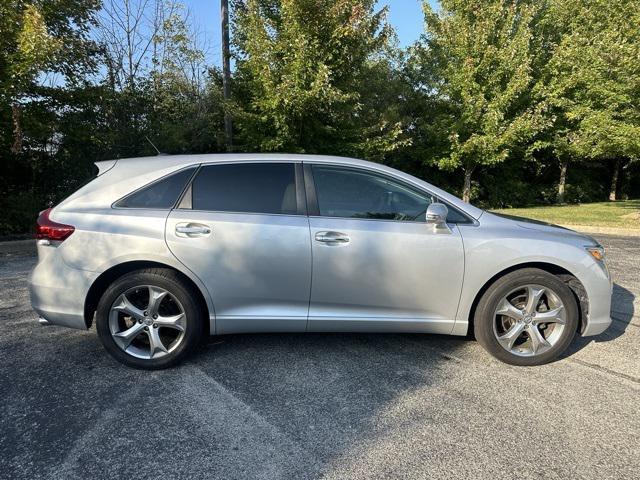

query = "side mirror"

[{"left": 426, "top": 203, "right": 449, "bottom": 230}]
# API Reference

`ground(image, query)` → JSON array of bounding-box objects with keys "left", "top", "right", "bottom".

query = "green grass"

[{"left": 492, "top": 200, "right": 640, "bottom": 229}]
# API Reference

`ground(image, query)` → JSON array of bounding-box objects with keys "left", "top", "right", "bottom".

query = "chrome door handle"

[
  {"left": 315, "top": 231, "right": 350, "bottom": 244},
  {"left": 176, "top": 223, "right": 211, "bottom": 237}
]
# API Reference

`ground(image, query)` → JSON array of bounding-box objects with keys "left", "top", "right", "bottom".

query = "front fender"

[{"left": 454, "top": 224, "right": 611, "bottom": 336}]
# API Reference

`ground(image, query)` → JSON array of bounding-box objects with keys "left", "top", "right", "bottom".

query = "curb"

[
  {"left": 0, "top": 239, "right": 36, "bottom": 255},
  {"left": 559, "top": 225, "right": 640, "bottom": 237}
]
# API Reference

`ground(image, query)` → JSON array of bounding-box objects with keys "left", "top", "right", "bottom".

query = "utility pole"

[{"left": 221, "top": 0, "right": 233, "bottom": 151}]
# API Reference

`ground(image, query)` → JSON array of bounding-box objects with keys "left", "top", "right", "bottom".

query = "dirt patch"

[{"left": 621, "top": 211, "right": 640, "bottom": 221}]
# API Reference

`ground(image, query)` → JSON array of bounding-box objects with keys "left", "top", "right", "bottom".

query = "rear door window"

[{"left": 190, "top": 163, "right": 298, "bottom": 215}]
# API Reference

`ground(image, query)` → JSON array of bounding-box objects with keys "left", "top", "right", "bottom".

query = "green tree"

[
  {"left": 414, "top": 0, "right": 544, "bottom": 202},
  {"left": 148, "top": 1, "right": 226, "bottom": 153},
  {"left": 0, "top": 0, "right": 99, "bottom": 153},
  {"left": 231, "top": 0, "right": 404, "bottom": 158},
  {"left": 0, "top": 0, "right": 100, "bottom": 235},
  {"left": 534, "top": 0, "right": 640, "bottom": 202},
  {"left": 97, "top": 0, "right": 225, "bottom": 157}
]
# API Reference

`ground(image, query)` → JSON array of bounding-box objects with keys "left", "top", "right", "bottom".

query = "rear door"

[
  {"left": 166, "top": 161, "right": 312, "bottom": 334},
  {"left": 305, "top": 163, "right": 465, "bottom": 333}
]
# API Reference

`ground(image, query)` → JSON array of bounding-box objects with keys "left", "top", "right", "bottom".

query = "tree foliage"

[
  {"left": 533, "top": 0, "right": 640, "bottom": 201},
  {"left": 412, "top": 0, "right": 545, "bottom": 202},
  {"left": 231, "top": 0, "right": 407, "bottom": 158},
  {"left": 1, "top": 0, "right": 639, "bottom": 235}
]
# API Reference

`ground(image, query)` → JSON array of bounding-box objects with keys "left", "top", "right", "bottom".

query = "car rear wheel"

[
  {"left": 474, "top": 268, "right": 579, "bottom": 366},
  {"left": 96, "top": 268, "right": 204, "bottom": 369}
]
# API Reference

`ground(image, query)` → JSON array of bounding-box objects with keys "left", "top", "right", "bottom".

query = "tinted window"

[
  {"left": 116, "top": 167, "right": 195, "bottom": 209},
  {"left": 191, "top": 163, "right": 297, "bottom": 215},
  {"left": 312, "top": 166, "right": 433, "bottom": 221},
  {"left": 445, "top": 205, "right": 473, "bottom": 224}
]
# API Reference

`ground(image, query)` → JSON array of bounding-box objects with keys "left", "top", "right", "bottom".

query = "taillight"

[{"left": 36, "top": 208, "right": 75, "bottom": 241}]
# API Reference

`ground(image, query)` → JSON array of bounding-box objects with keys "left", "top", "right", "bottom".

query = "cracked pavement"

[{"left": 0, "top": 235, "right": 638, "bottom": 479}]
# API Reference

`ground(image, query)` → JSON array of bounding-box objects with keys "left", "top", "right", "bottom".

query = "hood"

[
  {"left": 487, "top": 212, "right": 600, "bottom": 246},
  {"left": 492, "top": 212, "right": 569, "bottom": 231}
]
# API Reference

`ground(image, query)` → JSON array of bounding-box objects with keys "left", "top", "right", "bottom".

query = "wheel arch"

[
  {"left": 84, "top": 260, "right": 212, "bottom": 333},
  {"left": 465, "top": 262, "right": 588, "bottom": 336}
]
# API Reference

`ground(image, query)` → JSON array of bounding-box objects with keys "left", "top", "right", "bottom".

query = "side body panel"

[
  {"left": 31, "top": 208, "right": 216, "bottom": 331},
  {"left": 166, "top": 211, "right": 312, "bottom": 334},
  {"left": 307, "top": 218, "right": 465, "bottom": 334}
]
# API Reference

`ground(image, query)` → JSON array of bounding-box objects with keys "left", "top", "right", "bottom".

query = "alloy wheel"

[
  {"left": 108, "top": 285, "right": 187, "bottom": 359},
  {"left": 492, "top": 284, "right": 567, "bottom": 357}
]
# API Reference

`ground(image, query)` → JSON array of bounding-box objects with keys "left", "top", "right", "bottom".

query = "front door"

[
  {"left": 166, "top": 161, "right": 311, "bottom": 334},
  {"left": 306, "top": 164, "right": 465, "bottom": 333}
]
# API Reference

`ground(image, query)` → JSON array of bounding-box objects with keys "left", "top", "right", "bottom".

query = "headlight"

[{"left": 585, "top": 245, "right": 605, "bottom": 262}]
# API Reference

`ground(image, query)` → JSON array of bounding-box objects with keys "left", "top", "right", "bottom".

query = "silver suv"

[{"left": 29, "top": 154, "right": 612, "bottom": 369}]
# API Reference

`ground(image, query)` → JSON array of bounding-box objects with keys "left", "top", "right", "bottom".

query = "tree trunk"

[
  {"left": 10, "top": 103, "right": 23, "bottom": 154},
  {"left": 462, "top": 169, "right": 473, "bottom": 203},
  {"left": 609, "top": 159, "right": 620, "bottom": 201},
  {"left": 557, "top": 160, "right": 568, "bottom": 204}
]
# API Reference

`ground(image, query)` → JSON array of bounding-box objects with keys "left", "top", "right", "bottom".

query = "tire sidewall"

[
  {"left": 474, "top": 269, "right": 579, "bottom": 366},
  {"left": 96, "top": 270, "right": 202, "bottom": 369}
]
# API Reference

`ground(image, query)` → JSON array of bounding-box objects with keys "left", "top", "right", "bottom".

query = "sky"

[{"left": 184, "top": 0, "right": 431, "bottom": 67}]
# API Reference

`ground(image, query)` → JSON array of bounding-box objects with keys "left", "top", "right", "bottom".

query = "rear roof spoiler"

[{"left": 95, "top": 159, "right": 118, "bottom": 176}]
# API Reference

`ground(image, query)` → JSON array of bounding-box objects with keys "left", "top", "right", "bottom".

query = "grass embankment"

[{"left": 492, "top": 200, "right": 640, "bottom": 229}]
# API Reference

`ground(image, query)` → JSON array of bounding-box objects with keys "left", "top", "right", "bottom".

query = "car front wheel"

[
  {"left": 474, "top": 268, "right": 579, "bottom": 366},
  {"left": 95, "top": 268, "right": 204, "bottom": 369}
]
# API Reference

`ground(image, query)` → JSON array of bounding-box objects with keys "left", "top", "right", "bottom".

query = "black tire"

[
  {"left": 96, "top": 268, "right": 204, "bottom": 369},
  {"left": 474, "top": 268, "right": 578, "bottom": 366}
]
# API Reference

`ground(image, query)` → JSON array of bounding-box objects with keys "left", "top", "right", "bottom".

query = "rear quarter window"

[{"left": 115, "top": 167, "right": 196, "bottom": 209}]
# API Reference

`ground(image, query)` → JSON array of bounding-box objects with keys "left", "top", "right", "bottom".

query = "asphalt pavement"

[{"left": 0, "top": 235, "right": 638, "bottom": 480}]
